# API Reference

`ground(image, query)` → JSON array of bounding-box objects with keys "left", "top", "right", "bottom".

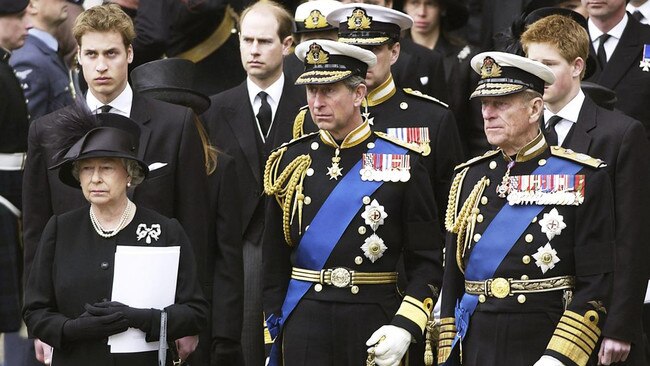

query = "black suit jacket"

[
  {"left": 0, "top": 48, "right": 29, "bottom": 153},
  {"left": 202, "top": 77, "right": 305, "bottom": 235},
  {"left": 586, "top": 15, "right": 650, "bottom": 139},
  {"left": 22, "top": 94, "right": 209, "bottom": 285},
  {"left": 562, "top": 96, "right": 650, "bottom": 364},
  {"left": 393, "top": 38, "right": 449, "bottom": 103}
]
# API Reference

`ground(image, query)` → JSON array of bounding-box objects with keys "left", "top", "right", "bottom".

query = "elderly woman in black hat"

[{"left": 23, "top": 109, "right": 208, "bottom": 366}]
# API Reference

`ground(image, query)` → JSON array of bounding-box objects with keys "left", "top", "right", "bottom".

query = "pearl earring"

[{"left": 127, "top": 181, "right": 131, "bottom": 188}]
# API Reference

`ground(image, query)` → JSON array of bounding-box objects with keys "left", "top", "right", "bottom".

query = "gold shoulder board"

[
  {"left": 273, "top": 131, "right": 319, "bottom": 153},
  {"left": 292, "top": 105, "right": 309, "bottom": 139},
  {"left": 550, "top": 146, "right": 607, "bottom": 168},
  {"left": 374, "top": 131, "right": 424, "bottom": 154},
  {"left": 454, "top": 150, "right": 500, "bottom": 171},
  {"left": 403, "top": 88, "right": 449, "bottom": 108}
]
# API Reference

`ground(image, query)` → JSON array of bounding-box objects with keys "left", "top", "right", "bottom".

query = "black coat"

[
  {"left": 22, "top": 94, "right": 210, "bottom": 286},
  {"left": 0, "top": 48, "right": 29, "bottom": 153},
  {"left": 263, "top": 130, "right": 442, "bottom": 363},
  {"left": 562, "top": 96, "right": 650, "bottom": 364},
  {"left": 393, "top": 37, "right": 449, "bottom": 103},
  {"left": 586, "top": 15, "right": 650, "bottom": 139},
  {"left": 23, "top": 206, "right": 208, "bottom": 366},
  {"left": 439, "top": 137, "right": 615, "bottom": 366},
  {"left": 202, "top": 78, "right": 306, "bottom": 236}
]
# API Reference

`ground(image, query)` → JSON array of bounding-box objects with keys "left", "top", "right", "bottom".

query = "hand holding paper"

[
  {"left": 86, "top": 301, "right": 159, "bottom": 334},
  {"left": 62, "top": 310, "right": 129, "bottom": 342}
]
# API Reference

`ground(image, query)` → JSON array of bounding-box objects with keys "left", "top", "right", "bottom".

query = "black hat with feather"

[{"left": 47, "top": 103, "right": 148, "bottom": 188}]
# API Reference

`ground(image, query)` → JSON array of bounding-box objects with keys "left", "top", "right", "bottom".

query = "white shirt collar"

[
  {"left": 28, "top": 28, "right": 59, "bottom": 52},
  {"left": 627, "top": 2, "right": 650, "bottom": 24},
  {"left": 86, "top": 83, "right": 133, "bottom": 117},
  {"left": 589, "top": 13, "right": 628, "bottom": 42},
  {"left": 546, "top": 89, "right": 585, "bottom": 124},
  {"left": 247, "top": 74, "right": 285, "bottom": 115}
]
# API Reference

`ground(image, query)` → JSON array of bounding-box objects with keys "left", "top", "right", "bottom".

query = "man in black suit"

[
  {"left": 583, "top": 0, "right": 650, "bottom": 139},
  {"left": 201, "top": 2, "right": 305, "bottom": 365},
  {"left": 523, "top": 13, "right": 650, "bottom": 365},
  {"left": 22, "top": 4, "right": 209, "bottom": 364}
]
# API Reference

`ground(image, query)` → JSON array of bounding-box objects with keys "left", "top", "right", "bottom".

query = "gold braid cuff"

[
  {"left": 263, "top": 147, "right": 312, "bottom": 246},
  {"left": 437, "top": 317, "right": 456, "bottom": 364},
  {"left": 546, "top": 310, "right": 601, "bottom": 366}
]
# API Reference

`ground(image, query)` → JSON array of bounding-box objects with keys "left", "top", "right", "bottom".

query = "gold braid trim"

[
  {"left": 292, "top": 108, "right": 308, "bottom": 139},
  {"left": 263, "top": 147, "right": 312, "bottom": 246},
  {"left": 445, "top": 167, "right": 469, "bottom": 232},
  {"left": 437, "top": 317, "right": 456, "bottom": 364},
  {"left": 547, "top": 310, "right": 601, "bottom": 366},
  {"left": 453, "top": 176, "right": 489, "bottom": 274}
]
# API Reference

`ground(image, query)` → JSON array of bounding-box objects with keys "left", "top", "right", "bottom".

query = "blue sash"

[
  {"left": 444, "top": 157, "right": 582, "bottom": 365},
  {"left": 267, "top": 139, "right": 406, "bottom": 366}
]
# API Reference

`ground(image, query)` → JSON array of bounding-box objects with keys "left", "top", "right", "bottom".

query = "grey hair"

[
  {"left": 342, "top": 75, "right": 366, "bottom": 91},
  {"left": 71, "top": 158, "right": 145, "bottom": 187}
]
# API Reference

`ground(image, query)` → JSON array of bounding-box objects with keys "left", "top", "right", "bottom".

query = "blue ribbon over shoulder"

[
  {"left": 443, "top": 156, "right": 582, "bottom": 365},
  {"left": 268, "top": 138, "right": 406, "bottom": 366}
]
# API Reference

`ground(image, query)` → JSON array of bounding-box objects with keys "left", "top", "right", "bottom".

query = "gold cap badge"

[
  {"left": 304, "top": 9, "right": 328, "bottom": 29},
  {"left": 347, "top": 8, "right": 372, "bottom": 30},
  {"left": 305, "top": 43, "right": 330, "bottom": 65},
  {"left": 480, "top": 56, "right": 502, "bottom": 79}
]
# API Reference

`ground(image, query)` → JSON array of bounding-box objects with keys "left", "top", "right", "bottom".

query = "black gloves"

[
  {"left": 85, "top": 301, "right": 159, "bottom": 334},
  {"left": 62, "top": 310, "right": 129, "bottom": 342}
]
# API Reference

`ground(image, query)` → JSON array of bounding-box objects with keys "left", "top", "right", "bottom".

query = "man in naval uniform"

[
  {"left": 437, "top": 52, "right": 615, "bottom": 366},
  {"left": 263, "top": 39, "right": 442, "bottom": 365},
  {"left": 293, "top": 3, "right": 464, "bottom": 228}
]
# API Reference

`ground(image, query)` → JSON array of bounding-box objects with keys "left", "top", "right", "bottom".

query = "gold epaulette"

[
  {"left": 437, "top": 317, "right": 456, "bottom": 365},
  {"left": 273, "top": 131, "right": 319, "bottom": 153},
  {"left": 454, "top": 149, "right": 500, "bottom": 171},
  {"left": 374, "top": 131, "right": 424, "bottom": 154},
  {"left": 292, "top": 105, "right": 309, "bottom": 139},
  {"left": 547, "top": 310, "right": 602, "bottom": 366},
  {"left": 550, "top": 146, "right": 607, "bottom": 168},
  {"left": 403, "top": 88, "right": 449, "bottom": 108},
  {"left": 395, "top": 296, "right": 434, "bottom": 334},
  {"left": 263, "top": 144, "right": 313, "bottom": 246}
]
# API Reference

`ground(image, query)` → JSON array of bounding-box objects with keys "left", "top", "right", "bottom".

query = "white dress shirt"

[
  {"left": 627, "top": 1, "right": 650, "bottom": 25},
  {"left": 247, "top": 74, "right": 285, "bottom": 142},
  {"left": 544, "top": 90, "right": 585, "bottom": 147},
  {"left": 86, "top": 83, "right": 133, "bottom": 117},
  {"left": 588, "top": 14, "right": 629, "bottom": 63}
]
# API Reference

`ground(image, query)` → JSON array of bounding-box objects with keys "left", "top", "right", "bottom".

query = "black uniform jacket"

[
  {"left": 586, "top": 15, "right": 650, "bottom": 139},
  {"left": 22, "top": 95, "right": 209, "bottom": 286},
  {"left": 23, "top": 206, "right": 208, "bottom": 366},
  {"left": 202, "top": 78, "right": 306, "bottom": 236},
  {"left": 563, "top": 96, "right": 650, "bottom": 364},
  {"left": 0, "top": 48, "right": 29, "bottom": 153},
  {"left": 293, "top": 76, "right": 464, "bottom": 231},
  {"left": 393, "top": 37, "right": 449, "bottom": 103},
  {"left": 263, "top": 124, "right": 443, "bottom": 343},
  {"left": 438, "top": 135, "right": 615, "bottom": 366},
  {"left": 10, "top": 34, "right": 75, "bottom": 121}
]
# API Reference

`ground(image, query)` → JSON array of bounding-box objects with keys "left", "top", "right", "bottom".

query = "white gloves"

[
  {"left": 366, "top": 325, "right": 412, "bottom": 366},
  {"left": 533, "top": 355, "right": 566, "bottom": 366}
]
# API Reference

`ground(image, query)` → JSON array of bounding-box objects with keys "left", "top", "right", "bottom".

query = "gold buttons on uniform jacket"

[
  {"left": 358, "top": 226, "right": 367, "bottom": 235},
  {"left": 517, "top": 295, "right": 526, "bottom": 303},
  {"left": 489, "top": 161, "right": 497, "bottom": 170},
  {"left": 522, "top": 255, "right": 531, "bottom": 264},
  {"left": 521, "top": 274, "right": 529, "bottom": 280},
  {"left": 525, "top": 234, "right": 533, "bottom": 243},
  {"left": 363, "top": 196, "right": 371, "bottom": 204},
  {"left": 481, "top": 197, "right": 488, "bottom": 205},
  {"left": 355, "top": 256, "right": 363, "bottom": 265},
  {"left": 307, "top": 168, "right": 314, "bottom": 176},
  {"left": 538, "top": 159, "right": 547, "bottom": 166},
  {"left": 477, "top": 214, "right": 484, "bottom": 223},
  {"left": 304, "top": 196, "right": 312, "bottom": 205},
  {"left": 311, "top": 142, "right": 319, "bottom": 150},
  {"left": 531, "top": 217, "right": 538, "bottom": 223},
  {"left": 478, "top": 294, "right": 486, "bottom": 303},
  {"left": 400, "top": 102, "right": 408, "bottom": 110},
  {"left": 351, "top": 285, "right": 360, "bottom": 294},
  {"left": 473, "top": 233, "right": 481, "bottom": 242},
  {"left": 367, "top": 142, "right": 375, "bottom": 149},
  {"left": 314, "top": 284, "right": 323, "bottom": 292}
]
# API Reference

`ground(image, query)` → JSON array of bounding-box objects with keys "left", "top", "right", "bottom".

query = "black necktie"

[
  {"left": 545, "top": 115, "right": 562, "bottom": 146},
  {"left": 632, "top": 10, "right": 645, "bottom": 22},
  {"left": 597, "top": 33, "right": 611, "bottom": 68},
  {"left": 256, "top": 91, "right": 272, "bottom": 137},
  {"left": 99, "top": 104, "right": 112, "bottom": 113}
]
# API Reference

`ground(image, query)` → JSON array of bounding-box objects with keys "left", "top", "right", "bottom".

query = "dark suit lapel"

[
  {"left": 598, "top": 18, "right": 644, "bottom": 89},
  {"left": 564, "top": 96, "right": 596, "bottom": 153},
  {"left": 268, "top": 77, "right": 300, "bottom": 147},
  {"left": 129, "top": 93, "right": 153, "bottom": 162},
  {"left": 225, "top": 83, "right": 262, "bottom": 184}
]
